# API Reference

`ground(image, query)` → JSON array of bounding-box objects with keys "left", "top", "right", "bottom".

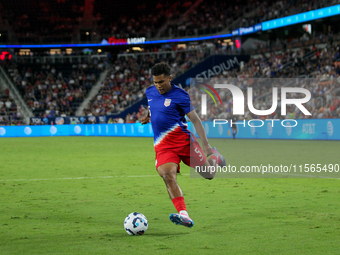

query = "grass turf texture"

[{"left": 0, "top": 137, "right": 339, "bottom": 255}]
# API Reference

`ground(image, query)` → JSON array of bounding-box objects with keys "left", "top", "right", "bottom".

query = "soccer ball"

[{"left": 124, "top": 212, "right": 148, "bottom": 235}]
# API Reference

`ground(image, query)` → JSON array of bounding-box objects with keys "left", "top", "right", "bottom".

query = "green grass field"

[{"left": 1, "top": 137, "right": 339, "bottom": 254}]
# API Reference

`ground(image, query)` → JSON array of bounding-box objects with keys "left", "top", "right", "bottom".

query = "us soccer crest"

[{"left": 164, "top": 99, "right": 171, "bottom": 107}]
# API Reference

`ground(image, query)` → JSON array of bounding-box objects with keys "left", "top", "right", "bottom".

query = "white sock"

[{"left": 179, "top": 210, "right": 189, "bottom": 216}]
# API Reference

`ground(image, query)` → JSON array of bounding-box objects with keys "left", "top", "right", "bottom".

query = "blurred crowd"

[
  {"left": 157, "top": 0, "right": 337, "bottom": 38},
  {"left": 192, "top": 36, "right": 340, "bottom": 121},
  {"left": 95, "top": 1, "right": 193, "bottom": 39},
  {"left": 190, "top": 77, "right": 340, "bottom": 122},
  {"left": 83, "top": 48, "right": 207, "bottom": 116},
  {"left": 1, "top": 1, "right": 83, "bottom": 43},
  {"left": 238, "top": 0, "right": 336, "bottom": 28},
  {"left": 96, "top": 0, "right": 340, "bottom": 39},
  {"left": 1, "top": 0, "right": 338, "bottom": 46},
  {"left": 2, "top": 31, "right": 340, "bottom": 126},
  {"left": 0, "top": 93, "right": 22, "bottom": 126},
  {"left": 161, "top": 0, "right": 258, "bottom": 38},
  {"left": 5, "top": 58, "right": 106, "bottom": 119},
  {"left": 106, "top": 105, "right": 148, "bottom": 124},
  {"left": 1, "top": 0, "right": 340, "bottom": 126}
]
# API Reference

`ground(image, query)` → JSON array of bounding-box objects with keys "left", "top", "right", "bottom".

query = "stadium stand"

[
  {"left": 5, "top": 57, "right": 106, "bottom": 118},
  {"left": 159, "top": 0, "right": 260, "bottom": 38},
  {"left": 1, "top": 30, "right": 340, "bottom": 125},
  {"left": 0, "top": 0, "right": 340, "bottom": 126},
  {"left": 1, "top": 0, "right": 84, "bottom": 44},
  {"left": 83, "top": 47, "right": 210, "bottom": 116},
  {"left": 0, "top": 0, "right": 338, "bottom": 46},
  {"left": 93, "top": 0, "right": 176, "bottom": 39},
  {"left": 193, "top": 35, "right": 340, "bottom": 121},
  {"left": 0, "top": 91, "right": 22, "bottom": 126},
  {"left": 238, "top": 0, "right": 336, "bottom": 28},
  {"left": 86, "top": 32, "right": 340, "bottom": 123},
  {"left": 158, "top": 0, "right": 337, "bottom": 38}
]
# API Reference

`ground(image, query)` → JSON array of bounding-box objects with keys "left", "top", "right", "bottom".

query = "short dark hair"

[{"left": 151, "top": 63, "right": 171, "bottom": 76}]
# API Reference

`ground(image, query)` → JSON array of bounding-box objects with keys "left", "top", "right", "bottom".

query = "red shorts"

[{"left": 155, "top": 140, "right": 207, "bottom": 172}]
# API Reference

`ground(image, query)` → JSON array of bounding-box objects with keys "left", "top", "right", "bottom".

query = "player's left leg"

[
  {"left": 186, "top": 141, "right": 226, "bottom": 180},
  {"left": 156, "top": 162, "right": 194, "bottom": 228}
]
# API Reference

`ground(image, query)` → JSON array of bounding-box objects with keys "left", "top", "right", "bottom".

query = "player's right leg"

[
  {"left": 156, "top": 162, "right": 183, "bottom": 200},
  {"left": 156, "top": 155, "right": 194, "bottom": 228}
]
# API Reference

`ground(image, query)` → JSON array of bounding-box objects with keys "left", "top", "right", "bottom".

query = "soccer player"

[{"left": 140, "top": 63, "right": 226, "bottom": 228}]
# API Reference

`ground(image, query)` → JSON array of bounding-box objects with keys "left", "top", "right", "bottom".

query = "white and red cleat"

[
  {"left": 212, "top": 147, "right": 226, "bottom": 167},
  {"left": 169, "top": 211, "right": 194, "bottom": 228}
]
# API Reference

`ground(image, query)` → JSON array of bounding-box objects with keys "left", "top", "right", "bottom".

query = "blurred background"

[{"left": 0, "top": 0, "right": 339, "bottom": 130}]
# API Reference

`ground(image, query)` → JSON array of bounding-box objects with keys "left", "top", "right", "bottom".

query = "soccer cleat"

[
  {"left": 169, "top": 213, "right": 194, "bottom": 228},
  {"left": 212, "top": 147, "right": 226, "bottom": 167}
]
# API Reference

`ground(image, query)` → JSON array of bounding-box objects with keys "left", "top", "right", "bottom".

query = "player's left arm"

[{"left": 187, "top": 110, "right": 213, "bottom": 156}]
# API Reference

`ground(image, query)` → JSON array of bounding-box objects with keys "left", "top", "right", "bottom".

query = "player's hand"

[
  {"left": 140, "top": 115, "right": 150, "bottom": 125},
  {"left": 203, "top": 143, "right": 214, "bottom": 156}
]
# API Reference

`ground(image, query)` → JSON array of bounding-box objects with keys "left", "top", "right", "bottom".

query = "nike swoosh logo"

[{"left": 148, "top": 99, "right": 152, "bottom": 102}]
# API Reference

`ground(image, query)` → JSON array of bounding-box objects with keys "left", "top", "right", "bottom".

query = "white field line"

[
  {"left": 0, "top": 174, "right": 190, "bottom": 182},
  {"left": 0, "top": 172, "right": 339, "bottom": 182}
]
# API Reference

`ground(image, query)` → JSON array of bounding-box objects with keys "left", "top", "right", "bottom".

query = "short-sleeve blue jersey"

[{"left": 145, "top": 83, "right": 195, "bottom": 150}]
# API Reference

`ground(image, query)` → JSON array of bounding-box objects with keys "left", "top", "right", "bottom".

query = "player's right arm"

[
  {"left": 140, "top": 88, "right": 151, "bottom": 125},
  {"left": 140, "top": 110, "right": 150, "bottom": 125}
]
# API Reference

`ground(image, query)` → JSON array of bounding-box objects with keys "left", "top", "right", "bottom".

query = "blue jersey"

[{"left": 145, "top": 84, "right": 194, "bottom": 150}]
